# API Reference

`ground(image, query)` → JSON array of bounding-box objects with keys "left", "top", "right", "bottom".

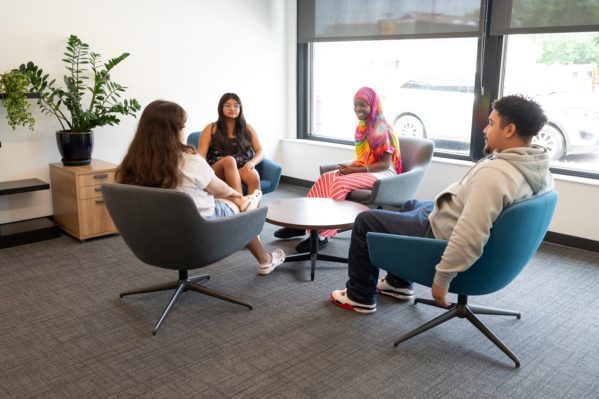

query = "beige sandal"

[
  {"left": 258, "top": 248, "right": 286, "bottom": 275},
  {"left": 240, "top": 190, "right": 263, "bottom": 212}
]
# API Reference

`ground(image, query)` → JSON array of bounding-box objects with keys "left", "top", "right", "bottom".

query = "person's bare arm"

[
  {"left": 197, "top": 124, "right": 213, "bottom": 158},
  {"left": 339, "top": 153, "right": 392, "bottom": 175},
  {"left": 240, "top": 124, "right": 264, "bottom": 171}
]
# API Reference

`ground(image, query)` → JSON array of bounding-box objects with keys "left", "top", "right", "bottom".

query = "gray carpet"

[{"left": 1, "top": 183, "right": 598, "bottom": 398}]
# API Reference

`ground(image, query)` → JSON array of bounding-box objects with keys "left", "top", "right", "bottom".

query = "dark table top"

[{"left": 265, "top": 197, "right": 369, "bottom": 231}]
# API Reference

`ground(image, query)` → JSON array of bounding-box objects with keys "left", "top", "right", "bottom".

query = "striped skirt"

[{"left": 307, "top": 170, "right": 378, "bottom": 238}]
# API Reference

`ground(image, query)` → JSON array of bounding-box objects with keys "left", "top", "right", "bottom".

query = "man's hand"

[{"left": 431, "top": 282, "right": 450, "bottom": 308}]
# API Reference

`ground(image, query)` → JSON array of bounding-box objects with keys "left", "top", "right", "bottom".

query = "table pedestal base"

[{"left": 283, "top": 230, "right": 347, "bottom": 281}]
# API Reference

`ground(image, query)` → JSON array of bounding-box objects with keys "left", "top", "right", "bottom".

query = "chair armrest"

[
  {"left": 367, "top": 232, "right": 448, "bottom": 287},
  {"left": 200, "top": 207, "right": 268, "bottom": 264},
  {"left": 255, "top": 158, "right": 282, "bottom": 194},
  {"left": 368, "top": 165, "right": 429, "bottom": 207}
]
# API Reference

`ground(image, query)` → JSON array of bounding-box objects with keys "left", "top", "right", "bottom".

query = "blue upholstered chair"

[
  {"left": 367, "top": 191, "right": 558, "bottom": 367},
  {"left": 186, "top": 131, "right": 282, "bottom": 194}
]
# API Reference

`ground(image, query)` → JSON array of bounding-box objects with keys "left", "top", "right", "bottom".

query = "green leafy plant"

[
  {"left": 0, "top": 69, "right": 35, "bottom": 130},
  {"left": 18, "top": 34, "right": 141, "bottom": 132}
]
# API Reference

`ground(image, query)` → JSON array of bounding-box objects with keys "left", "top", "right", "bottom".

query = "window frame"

[{"left": 297, "top": 0, "right": 599, "bottom": 180}]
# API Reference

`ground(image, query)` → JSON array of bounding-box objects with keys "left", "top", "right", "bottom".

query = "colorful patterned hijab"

[{"left": 353, "top": 87, "right": 402, "bottom": 173}]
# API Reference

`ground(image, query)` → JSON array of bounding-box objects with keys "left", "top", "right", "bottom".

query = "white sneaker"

[
  {"left": 376, "top": 278, "right": 414, "bottom": 301},
  {"left": 330, "top": 289, "right": 376, "bottom": 314},
  {"left": 258, "top": 248, "right": 285, "bottom": 275}
]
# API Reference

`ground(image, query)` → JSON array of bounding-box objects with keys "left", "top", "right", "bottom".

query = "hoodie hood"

[{"left": 494, "top": 145, "right": 552, "bottom": 194}]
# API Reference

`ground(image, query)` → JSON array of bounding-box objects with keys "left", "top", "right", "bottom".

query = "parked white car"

[{"left": 385, "top": 80, "right": 599, "bottom": 161}]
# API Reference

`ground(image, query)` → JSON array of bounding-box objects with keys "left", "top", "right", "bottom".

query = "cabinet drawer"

[
  {"left": 79, "top": 197, "right": 117, "bottom": 237},
  {"left": 78, "top": 185, "right": 104, "bottom": 200},
  {"left": 77, "top": 171, "right": 115, "bottom": 187}
]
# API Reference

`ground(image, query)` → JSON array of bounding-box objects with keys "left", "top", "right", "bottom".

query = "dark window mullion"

[
  {"left": 297, "top": 43, "right": 309, "bottom": 139},
  {"left": 471, "top": 0, "right": 504, "bottom": 161}
]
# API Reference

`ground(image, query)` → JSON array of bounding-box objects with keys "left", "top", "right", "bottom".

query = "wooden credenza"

[{"left": 49, "top": 160, "right": 117, "bottom": 240}]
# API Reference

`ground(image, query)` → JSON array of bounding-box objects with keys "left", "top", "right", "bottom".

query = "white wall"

[{"left": 0, "top": 0, "right": 289, "bottom": 224}]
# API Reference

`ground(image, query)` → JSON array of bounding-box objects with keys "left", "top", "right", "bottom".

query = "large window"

[
  {"left": 502, "top": 33, "right": 599, "bottom": 173},
  {"left": 299, "top": 0, "right": 599, "bottom": 177},
  {"left": 311, "top": 38, "right": 478, "bottom": 156}
]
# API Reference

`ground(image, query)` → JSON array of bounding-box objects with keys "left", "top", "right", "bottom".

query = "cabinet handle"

[
  {"left": 95, "top": 187, "right": 102, "bottom": 192},
  {"left": 93, "top": 173, "right": 108, "bottom": 180},
  {"left": 95, "top": 199, "right": 105, "bottom": 204}
]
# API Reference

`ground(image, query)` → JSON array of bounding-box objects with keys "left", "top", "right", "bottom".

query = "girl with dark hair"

[
  {"left": 117, "top": 100, "right": 285, "bottom": 275},
  {"left": 197, "top": 93, "right": 264, "bottom": 195}
]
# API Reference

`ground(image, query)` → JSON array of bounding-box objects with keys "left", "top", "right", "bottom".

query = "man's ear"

[{"left": 504, "top": 122, "right": 517, "bottom": 138}]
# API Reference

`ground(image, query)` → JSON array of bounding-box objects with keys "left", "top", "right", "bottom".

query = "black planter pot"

[{"left": 56, "top": 130, "right": 94, "bottom": 166}]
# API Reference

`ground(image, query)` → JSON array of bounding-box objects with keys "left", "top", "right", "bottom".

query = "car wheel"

[
  {"left": 533, "top": 124, "right": 566, "bottom": 161},
  {"left": 393, "top": 113, "right": 426, "bottom": 138}
]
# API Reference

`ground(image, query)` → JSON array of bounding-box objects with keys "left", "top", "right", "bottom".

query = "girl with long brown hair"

[{"left": 116, "top": 100, "right": 284, "bottom": 275}]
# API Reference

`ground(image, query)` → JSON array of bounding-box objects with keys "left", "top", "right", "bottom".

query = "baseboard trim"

[
  {"left": 280, "top": 175, "right": 314, "bottom": 188},
  {"left": 280, "top": 175, "right": 599, "bottom": 253},
  {"left": 544, "top": 231, "right": 599, "bottom": 253}
]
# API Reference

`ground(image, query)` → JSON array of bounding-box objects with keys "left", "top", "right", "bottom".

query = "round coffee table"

[{"left": 266, "top": 197, "right": 370, "bottom": 280}]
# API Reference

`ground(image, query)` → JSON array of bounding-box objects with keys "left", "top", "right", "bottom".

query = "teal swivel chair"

[
  {"left": 186, "top": 131, "right": 282, "bottom": 194},
  {"left": 367, "top": 191, "right": 558, "bottom": 367}
]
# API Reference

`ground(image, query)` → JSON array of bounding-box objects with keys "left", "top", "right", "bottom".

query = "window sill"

[
  {"left": 281, "top": 138, "right": 354, "bottom": 151},
  {"left": 283, "top": 139, "right": 599, "bottom": 187}
]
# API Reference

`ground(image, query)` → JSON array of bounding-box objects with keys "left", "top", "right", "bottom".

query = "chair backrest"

[
  {"left": 367, "top": 191, "right": 558, "bottom": 296},
  {"left": 450, "top": 190, "right": 558, "bottom": 294},
  {"left": 186, "top": 131, "right": 201, "bottom": 148},
  {"left": 102, "top": 183, "right": 267, "bottom": 270},
  {"left": 397, "top": 135, "right": 435, "bottom": 174}
]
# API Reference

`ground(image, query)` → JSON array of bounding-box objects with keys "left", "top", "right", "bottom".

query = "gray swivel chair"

[
  {"left": 320, "top": 136, "right": 434, "bottom": 208},
  {"left": 102, "top": 183, "right": 267, "bottom": 335}
]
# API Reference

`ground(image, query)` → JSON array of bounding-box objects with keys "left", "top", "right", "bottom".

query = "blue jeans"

[{"left": 345, "top": 200, "right": 435, "bottom": 305}]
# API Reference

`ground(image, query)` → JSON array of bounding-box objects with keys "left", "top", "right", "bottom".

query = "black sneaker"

[
  {"left": 274, "top": 227, "right": 306, "bottom": 239},
  {"left": 295, "top": 237, "right": 328, "bottom": 253}
]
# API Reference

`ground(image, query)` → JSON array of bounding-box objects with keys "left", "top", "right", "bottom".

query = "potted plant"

[
  {"left": 0, "top": 69, "right": 35, "bottom": 131},
  {"left": 18, "top": 34, "right": 140, "bottom": 165}
]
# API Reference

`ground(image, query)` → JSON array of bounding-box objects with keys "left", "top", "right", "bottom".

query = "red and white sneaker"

[{"left": 330, "top": 289, "right": 376, "bottom": 314}]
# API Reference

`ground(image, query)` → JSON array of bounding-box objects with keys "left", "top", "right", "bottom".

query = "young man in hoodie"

[{"left": 331, "top": 94, "right": 554, "bottom": 313}]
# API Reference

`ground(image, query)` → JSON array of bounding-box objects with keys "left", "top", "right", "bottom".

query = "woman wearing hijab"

[{"left": 275, "top": 87, "right": 402, "bottom": 252}]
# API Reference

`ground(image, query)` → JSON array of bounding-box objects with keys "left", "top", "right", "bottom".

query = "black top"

[{"left": 206, "top": 137, "right": 254, "bottom": 169}]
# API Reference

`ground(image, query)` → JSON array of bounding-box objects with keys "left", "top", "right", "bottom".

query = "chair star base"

[
  {"left": 120, "top": 270, "right": 253, "bottom": 335},
  {"left": 394, "top": 294, "right": 521, "bottom": 368}
]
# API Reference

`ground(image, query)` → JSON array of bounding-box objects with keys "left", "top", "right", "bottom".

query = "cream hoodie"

[{"left": 429, "top": 145, "right": 554, "bottom": 289}]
